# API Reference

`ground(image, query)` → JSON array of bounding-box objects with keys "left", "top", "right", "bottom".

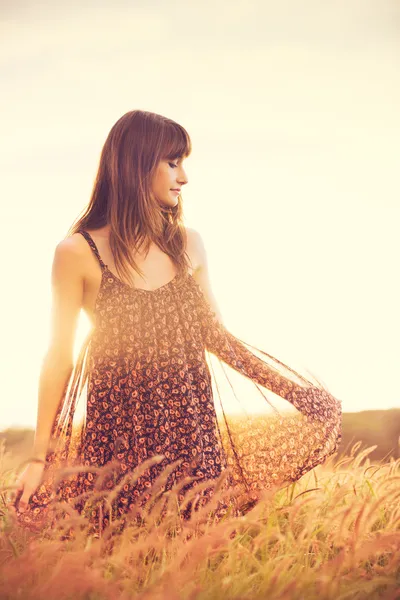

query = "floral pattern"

[{"left": 14, "top": 230, "right": 342, "bottom": 535}]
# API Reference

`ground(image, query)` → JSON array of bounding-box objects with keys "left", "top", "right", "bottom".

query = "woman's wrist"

[
  {"left": 29, "top": 457, "right": 46, "bottom": 464},
  {"left": 30, "top": 449, "right": 47, "bottom": 462},
  {"left": 32, "top": 440, "right": 49, "bottom": 461}
]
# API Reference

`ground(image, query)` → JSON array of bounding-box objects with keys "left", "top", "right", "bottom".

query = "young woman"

[{"left": 10, "top": 110, "right": 342, "bottom": 535}]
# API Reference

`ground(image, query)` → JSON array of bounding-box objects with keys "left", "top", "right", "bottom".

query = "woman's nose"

[{"left": 178, "top": 169, "right": 188, "bottom": 185}]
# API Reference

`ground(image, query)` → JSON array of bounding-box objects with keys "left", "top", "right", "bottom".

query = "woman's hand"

[{"left": 9, "top": 461, "right": 46, "bottom": 514}]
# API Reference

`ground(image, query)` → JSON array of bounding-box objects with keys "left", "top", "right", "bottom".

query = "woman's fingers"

[
  {"left": 8, "top": 463, "right": 45, "bottom": 515},
  {"left": 17, "top": 487, "right": 33, "bottom": 513},
  {"left": 7, "top": 486, "right": 23, "bottom": 513},
  {"left": 9, "top": 485, "right": 27, "bottom": 513}
]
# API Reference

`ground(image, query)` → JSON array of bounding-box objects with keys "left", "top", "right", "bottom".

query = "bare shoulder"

[
  {"left": 185, "top": 227, "right": 207, "bottom": 272},
  {"left": 184, "top": 227, "right": 224, "bottom": 323},
  {"left": 45, "top": 233, "right": 88, "bottom": 361},
  {"left": 52, "top": 232, "right": 88, "bottom": 282},
  {"left": 55, "top": 231, "right": 86, "bottom": 252}
]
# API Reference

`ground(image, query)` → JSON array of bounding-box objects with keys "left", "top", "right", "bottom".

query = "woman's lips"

[{"left": 171, "top": 190, "right": 180, "bottom": 194}]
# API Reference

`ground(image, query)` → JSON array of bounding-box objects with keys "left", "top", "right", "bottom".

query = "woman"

[{"left": 10, "top": 110, "right": 342, "bottom": 535}]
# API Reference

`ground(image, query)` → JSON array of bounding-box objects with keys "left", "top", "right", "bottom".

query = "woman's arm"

[
  {"left": 189, "top": 228, "right": 225, "bottom": 324},
  {"left": 32, "top": 236, "right": 85, "bottom": 460},
  {"left": 192, "top": 230, "right": 341, "bottom": 416},
  {"left": 190, "top": 230, "right": 341, "bottom": 490},
  {"left": 190, "top": 228, "right": 291, "bottom": 394}
]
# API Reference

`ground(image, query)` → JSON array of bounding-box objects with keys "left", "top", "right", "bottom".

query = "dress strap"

[{"left": 78, "top": 229, "right": 107, "bottom": 270}]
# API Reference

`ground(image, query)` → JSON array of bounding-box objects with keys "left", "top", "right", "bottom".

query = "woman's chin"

[{"left": 160, "top": 198, "right": 178, "bottom": 210}]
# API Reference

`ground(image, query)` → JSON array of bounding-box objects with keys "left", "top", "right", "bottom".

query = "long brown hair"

[{"left": 66, "top": 110, "right": 192, "bottom": 286}]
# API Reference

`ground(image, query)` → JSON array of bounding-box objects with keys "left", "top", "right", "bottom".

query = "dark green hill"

[{"left": 341, "top": 408, "right": 400, "bottom": 461}]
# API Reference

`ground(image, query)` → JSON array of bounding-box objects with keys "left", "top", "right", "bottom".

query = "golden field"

[{"left": 0, "top": 412, "right": 399, "bottom": 600}]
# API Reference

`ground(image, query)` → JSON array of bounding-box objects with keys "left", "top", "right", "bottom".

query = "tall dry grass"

[{"left": 0, "top": 438, "right": 399, "bottom": 600}]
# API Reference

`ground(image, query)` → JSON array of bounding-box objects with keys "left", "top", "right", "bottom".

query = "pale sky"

[{"left": 1, "top": 0, "right": 399, "bottom": 428}]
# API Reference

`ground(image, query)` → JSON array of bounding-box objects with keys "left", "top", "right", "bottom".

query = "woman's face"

[{"left": 151, "top": 157, "right": 188, "bottom": 209}]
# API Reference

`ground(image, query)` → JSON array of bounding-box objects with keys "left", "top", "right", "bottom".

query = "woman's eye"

[{"left": 168, "top": 162, "right": 178, "bottom": 168}]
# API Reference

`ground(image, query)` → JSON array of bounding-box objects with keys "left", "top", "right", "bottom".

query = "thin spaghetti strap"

[{"left": 78, "top": 229, "right": 107, "bottom": 270}]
